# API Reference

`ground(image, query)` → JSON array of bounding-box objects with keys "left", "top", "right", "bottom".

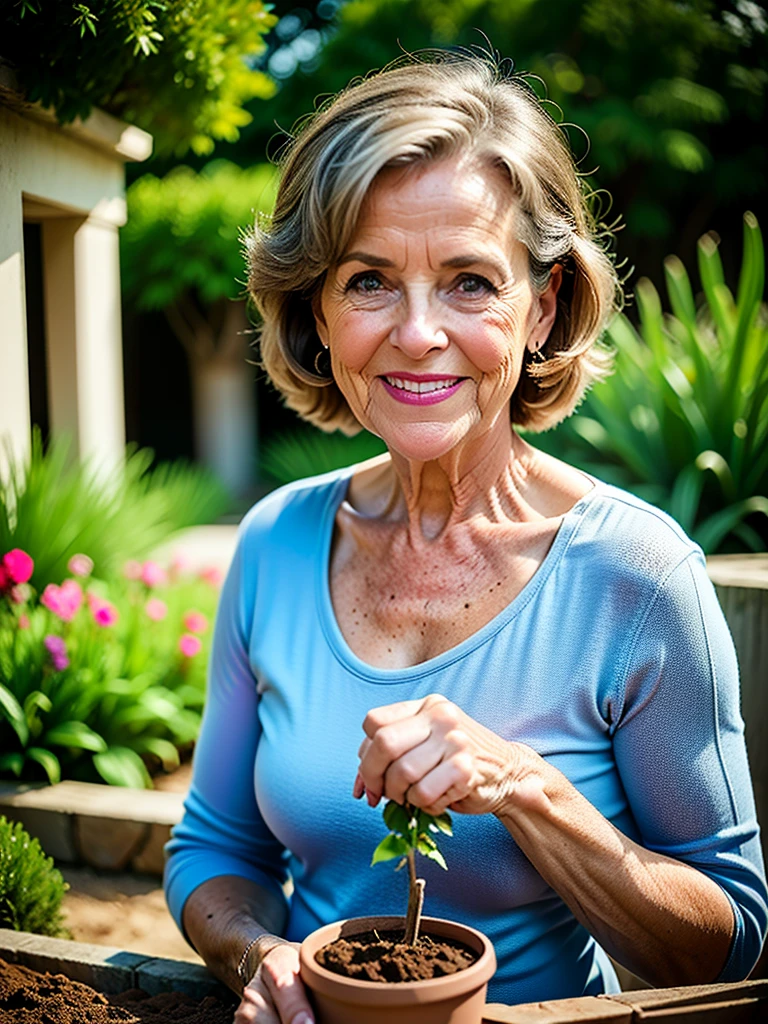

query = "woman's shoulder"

[{"left": 236, "top": 464, "right": 355, "bottom": 545}]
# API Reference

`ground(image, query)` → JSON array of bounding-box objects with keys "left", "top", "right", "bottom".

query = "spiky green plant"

[
  {"left": 538, "top": 213, "right": 767, "bottom": 552},
  {"left": 0, "top": 816, "right": 69, "bottom": 937},
  {"left": 260, "top": 427, "right": 386, "bottom": 487},
  {"left": 372, "top": 800, "right": 452, "bottom": 945},
  {"left": 0, "top": 430, "right": 229, "bottom": 590}
]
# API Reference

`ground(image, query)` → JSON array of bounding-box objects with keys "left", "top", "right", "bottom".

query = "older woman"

[{"left": 164, "top": 53, "right": 767, "bottom": 1024}]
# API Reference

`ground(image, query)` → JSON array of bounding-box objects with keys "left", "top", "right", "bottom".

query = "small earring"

[{"left": 314, "top": 345, "right": 331, "bottom": 377}]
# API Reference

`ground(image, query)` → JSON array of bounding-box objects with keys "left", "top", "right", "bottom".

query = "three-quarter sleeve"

[
  {"left": 612, "top": 550, "right": 768, "bottom": 979},
  {"left": 164, "top": 514, "right": 290, "bottom": 941}
]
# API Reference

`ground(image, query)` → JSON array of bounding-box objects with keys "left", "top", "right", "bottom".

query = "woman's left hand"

[{"left": 354, "top": 693, "right": 521, "bottom": 817}]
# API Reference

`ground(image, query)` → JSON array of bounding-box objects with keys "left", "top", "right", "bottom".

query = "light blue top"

[{"left": 165, "top": 465, "right": 768, "bottom": 1004}]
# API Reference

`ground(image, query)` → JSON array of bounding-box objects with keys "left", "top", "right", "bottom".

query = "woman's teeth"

[{"left": 383, "top": 377, "right": 460, "bottom": 393}]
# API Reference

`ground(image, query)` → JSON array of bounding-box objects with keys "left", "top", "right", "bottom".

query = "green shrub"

[
  {"left": 0, "top": 816, "right": 69, "bottom": 937},
  {"left": 537, "top": 213, "right": 768, "bottom": 553},
  {"left": 0, "top": 429, "right": 229, "bottom": 592}
]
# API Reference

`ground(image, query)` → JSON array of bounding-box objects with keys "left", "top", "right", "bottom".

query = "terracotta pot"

[{"left": 299, "top": 915, "right": 496, "bottom": 1024}]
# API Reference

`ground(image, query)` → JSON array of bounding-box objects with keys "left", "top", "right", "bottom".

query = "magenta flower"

[
  {"left": 3, "top": 549, "right": 34, "bottom": 585},
  {"left": 199, "top": 565, "right": 223, "bottom": 588},
  {"left": 41, "top": 579, "right": 83, "bottom": 622},
  {"left": 93, "top": 600, "right": 119, "bottom": 627},
  {"left": 182, "top": 610, "right": 208, "bottom": 634},
  {"left": 68, "top": 553, "right": 94, "bottom": 577},
  {"left": 145, "top": 597, "right": 168, "bottom": 622},
  {"left": 18, "top": 614, "right": 30, "bottom": 630},
  {"left": 123, "top": 559, "right": 143, "bottom": 580},
  {"left": 141, "top": 560, "right": 167, "bottom": 588},
  {"left": 178, "top": 633, "right": 202, "bottom": 658},
  {"left": 44, "top": 634, "right": 69, "bottom": 672}
]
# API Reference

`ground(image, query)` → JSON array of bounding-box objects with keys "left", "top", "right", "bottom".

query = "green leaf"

[
  {"left": 25, "top": 747, "right": 61, "bottom": 785},
  {"left": 0, "top": 753, "right": 24, "bottom": 777},
  {"left": 93, "top": 746, "right": 152, "bottom": 788},
  {"left": 371, "top": 833, "right": 410, "bottom": 866},
  {"left": 44, "top": 722, "right": 107, "bottom": 753},
  {"left": 432, "top": 812, "right": 453, "bottom": 836},
  {"left": 134, "top": 736, "right": 180, "bottom": 771},
  {"left": 0, "top": 683, "right": 29, "bottom": 746},
  {"left": 23, "top": 691, "right": 52, "bottom": 724},
  {"left": 383, "top": 800, "right": 412, "bottom": 835},
  {"left": 422, "top": 846, "right": 448, "bottom": 870},
  {"left": 693, "top": 497, "right": 768, "bottom": 553}
]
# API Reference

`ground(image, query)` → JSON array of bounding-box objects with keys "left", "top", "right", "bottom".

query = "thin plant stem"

[{"left": 404, "top": 849, "right": 425, "bottom": 945}]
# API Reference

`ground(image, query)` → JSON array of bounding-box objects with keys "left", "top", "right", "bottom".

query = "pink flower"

[
  {"left": 169, "top": 553, "right": 191, "bottom": 581},
  {"left": 123, "top": 559, "right": 143, "bottom": 580},
  {"left": 18, "top": 614, "right": 30, "bottom": 630},
  {"left": 183, "top": 610, "right": 208, "bottom": 634},
  {"left": 68, "top": 553, "right": 93, "bottom": 577},
  {"left": 44, "top": 634, "right": 69, "bottom": 672},
  {"left": 178, "top": 633, "right": 202, "bottom": 658},
  {"left": 41, "top": 579, "right": 83, "bottom": 622},
  {"left": 141, "top": 560, "right": 167, "bottom": 588},
  {"left": 93, "top": 601, "right": 119, "bottom": 627},
  {"left": 3, "top": 549, "right": 34, "bottom": 585},
  {"left": 145, "top": 597, "right": 168, "bottom": 621},
  {"left": 199, "top": 565, "right": 223, "bottom": 588}
]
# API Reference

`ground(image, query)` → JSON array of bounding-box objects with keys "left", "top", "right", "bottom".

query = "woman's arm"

[
  {"left": 182, "top": 874, "right": 288, "bottom": 994},
  {"left": 496, "top": 749, "right": 734, "bottom": 985}
]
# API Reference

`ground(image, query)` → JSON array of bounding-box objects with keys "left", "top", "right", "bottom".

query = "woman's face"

[{"left": 315, "top": 155, "right": 560, "bottom": 463}]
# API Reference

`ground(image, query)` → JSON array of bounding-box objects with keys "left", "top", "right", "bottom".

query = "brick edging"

[{"left": 0, "top": 928, "right": 232, "bottom": 1001}]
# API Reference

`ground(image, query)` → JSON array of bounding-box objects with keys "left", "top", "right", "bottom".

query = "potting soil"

[
  {"left": 315, "top": 928, "right": 478, "bottom": 983},
  {"left": 0, "top": 958, "right": 235, "bottom": 1023}
]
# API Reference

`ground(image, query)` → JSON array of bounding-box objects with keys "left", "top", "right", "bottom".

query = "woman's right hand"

[{"left": 234, "top": 942, "right": 314, "bottom": 1024}]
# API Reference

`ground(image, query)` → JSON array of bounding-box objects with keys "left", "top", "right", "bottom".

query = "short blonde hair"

[{"left": 247, "top": 51, "right": 620, "bottom": 434}]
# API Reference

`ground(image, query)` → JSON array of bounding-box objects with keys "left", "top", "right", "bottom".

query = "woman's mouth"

[{"left": 379, "top": 375, "right": 467, "bottom": 405}]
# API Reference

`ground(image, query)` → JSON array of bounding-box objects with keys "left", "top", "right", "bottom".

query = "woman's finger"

[
  {"left": 358, "top": 714, "right": 434, "bottom": 798},
  {"left": 405, "top": 752, "right": 475, "bottom": 816},
  {"left": 260, "top": 944, "right": 315, "bottom": 1024},
  {"left": 372, "top": 734, "right": 451, "bottom": 805},
  {"left": 234, "top": 976, "right": 279, "bottom": 1023},
  {"left": 361, "top": 693, "right": 445, "bottom": 739}
]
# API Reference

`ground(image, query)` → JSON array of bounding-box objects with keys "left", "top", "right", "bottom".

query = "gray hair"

[{"left": 247, "top": 50, "right": 620, "bottom": 434}]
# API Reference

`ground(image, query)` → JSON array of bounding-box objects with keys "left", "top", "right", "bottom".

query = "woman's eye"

[
  {"left": 455, "top": 274, "right": 496, "bottom": 296},
  {"left": 347, "top": 272, "right": 384, "bottom": 294}
]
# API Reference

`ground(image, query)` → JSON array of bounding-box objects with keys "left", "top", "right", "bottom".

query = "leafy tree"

[
  {"left": 2, "top": 0, "right": 277, "bottom": 156},
  {"left": 0, "top": 817, "right": 69, "bottom": 936},
  {"left": 121, "top": 160, "right": 279, "bottom": 491},
  {"left": 233, "top": 0, "right": 767, "bottom": 284}
]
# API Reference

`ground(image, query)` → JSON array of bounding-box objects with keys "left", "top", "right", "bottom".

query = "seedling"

[{"left": 371, "top": 800, "right": 452, "bottom": 945}]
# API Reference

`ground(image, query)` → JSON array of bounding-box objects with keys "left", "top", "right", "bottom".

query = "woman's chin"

[{"left": 377, "top": 415, "right": 478, "bottom": 463}]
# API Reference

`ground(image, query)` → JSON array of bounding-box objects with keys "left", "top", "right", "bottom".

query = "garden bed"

[{"left": 0, "top": 930, "right": 765, "bottom": 1024}]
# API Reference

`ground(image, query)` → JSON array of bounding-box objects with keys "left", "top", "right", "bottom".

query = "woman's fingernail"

[{"left": 293, "top": 1014, "right": 314, "bottom": 1024}]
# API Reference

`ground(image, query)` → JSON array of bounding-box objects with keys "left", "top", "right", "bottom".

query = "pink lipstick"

[{"left": 379, "top": 373, "right": 467, "bottom": 406}]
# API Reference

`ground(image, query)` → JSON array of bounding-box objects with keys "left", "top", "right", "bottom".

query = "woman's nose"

[{"left": 389, "top": 303, "right": 449, "bottom": 358}]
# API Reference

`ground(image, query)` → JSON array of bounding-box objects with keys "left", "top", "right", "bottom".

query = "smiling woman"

[{"left": 164, "top": 50, "right": 767, "bottom": 1024}]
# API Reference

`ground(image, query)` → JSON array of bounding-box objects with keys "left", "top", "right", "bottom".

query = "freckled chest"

[{"left": 328, "top": 512, "right": 560, "bottom": 669}]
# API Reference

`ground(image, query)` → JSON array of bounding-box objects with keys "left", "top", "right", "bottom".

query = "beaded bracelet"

[{"left": 236, "top": 934, "right": 291, "bottom": 986}]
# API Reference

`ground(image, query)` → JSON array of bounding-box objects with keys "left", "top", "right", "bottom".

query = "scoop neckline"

[{"left": 316, "top": 464, "right": 600, "bottom": 683}]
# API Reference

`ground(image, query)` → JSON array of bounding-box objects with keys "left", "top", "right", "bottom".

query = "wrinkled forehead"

[{"left": 341, "top": 154, "right": 526, "bottom": 265}]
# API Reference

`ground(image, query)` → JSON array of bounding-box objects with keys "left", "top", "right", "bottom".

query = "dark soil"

[
  {"left": 314, "top": 928, "right": 478, "bottom": 983},
  {"left": 0, "top": 958, "right": 235, "bottom": 1023}
]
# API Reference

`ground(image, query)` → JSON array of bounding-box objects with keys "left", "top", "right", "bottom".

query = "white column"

[
  {"left": 0, "top": 178, "right": 30, "bottom": 479},
  {"left": 43, "top": 215, "right": 126, "bottom": 472}
]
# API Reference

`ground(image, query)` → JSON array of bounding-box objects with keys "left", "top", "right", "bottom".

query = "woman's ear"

[
  {"left": 312, "top": 289, "right": 330, "bottom": 348},
  {"left": 526, "top": 264, "right": 563, "bottom": 354}
]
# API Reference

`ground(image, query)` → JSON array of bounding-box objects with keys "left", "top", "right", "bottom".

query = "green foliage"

[
  {"left": 0, "top": 430, "right": 228, "bottom": 590},
  {"left": 260, "top": 427, "right": 386, "bottom": 485},
  {"left": 4, "top": 0, "right": 277, "bottom": 156},
  {"left": 238, "top": 0, "right": 767, "bottom": 280},
  {"left": 0, "top": 558, "right": 219, "bottom": 787},
  {"left": 537, "top": 213, "right": 768, "bottom": 553},
  {"left": 121, "top": 160, "right": 278, "bottom": 310},
  {"left": 0, "top": 816, "right": 69, "bottom": 937},
  {"left": 372, "top": 800, "right": 452, "bottom": 873}
]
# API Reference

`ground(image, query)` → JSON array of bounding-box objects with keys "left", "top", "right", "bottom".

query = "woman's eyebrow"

[
  {"left": 440, "top": 254, "right": 508, "bottom": 278},
  {"left": 338, "top": 251, "right": 394, "bottom": 268}
]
